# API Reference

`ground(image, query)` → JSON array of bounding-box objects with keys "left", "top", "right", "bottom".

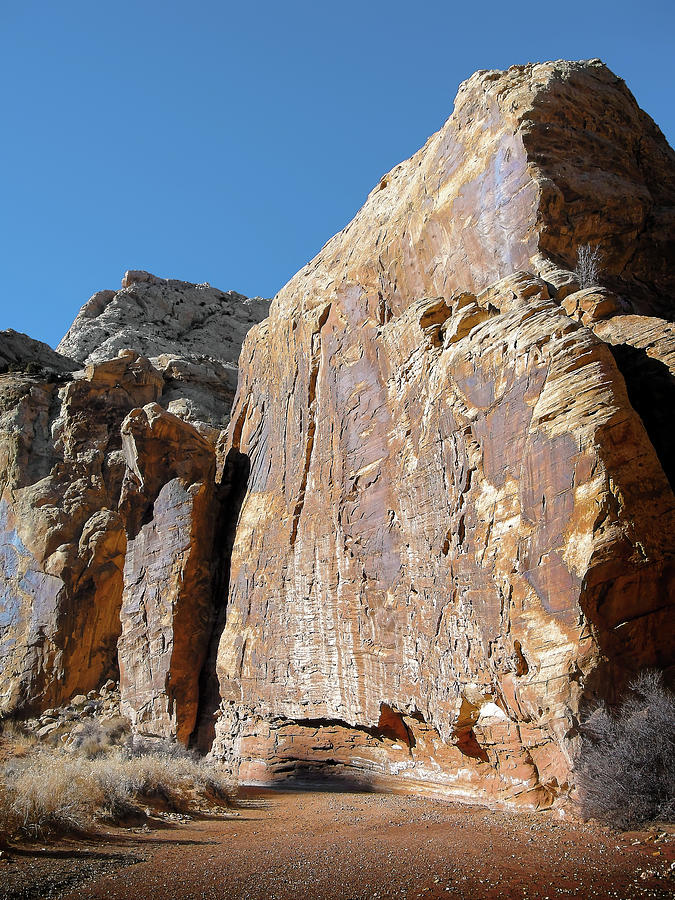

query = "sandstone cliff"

[
  {"left": 212, "top": 59, "right": 675, "bottom": 807},
  {"left": 0, "top": 276, "right": 268, "bottom": 720},
  {"left": 1, "top": 59, "right": 674, "bottom": 811}
]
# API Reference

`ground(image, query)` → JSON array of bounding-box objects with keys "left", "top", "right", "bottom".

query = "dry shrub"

[
  {"left": 122, "top": 752, "right": 219, "bottom": 809},
  {"left": 576, "top": 671, "right": 675, "bottom": 829},
  {"left": 127, "top": 734, "right": 197, "bottom": 761},
  {"left": 0, "top": 720, "right": 38, "bottom": 758},
  {"left": 0, "top": 778, "right": 21, "bottom": 841},
  {"left": 574, "top": 243, "right": 602, "bottom": 289},
  {"left": 1, "top": 753, "right": 93, "bottom": 836},
  {"left": 68, "top": 716, "right": 130, "bottom": 758},
  {"left": 0, "top": 738, "right": 231, "bottom": 840}
]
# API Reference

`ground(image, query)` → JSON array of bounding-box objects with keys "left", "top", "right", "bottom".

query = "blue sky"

[{"left": 1, "top": 0, "right": 673, "bottom": 349}]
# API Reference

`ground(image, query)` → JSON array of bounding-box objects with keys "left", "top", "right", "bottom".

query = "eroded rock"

[
  {"left": 118, "top": 404, "right": 220, "bottom": 743},
  {"left": 1, "top": 59, "right": 674, "bottom": 812},
  {"left": 0, "top": 330, "right": 78, "bottom": 376},
  {"left": 0, "top": 352, "right": 162, "bottom": 713},
  {"left": 212, "top": 59, "right": 675, "bottom": 807},
  {"left": 58, "top": 272, "right": 270, "bottom": 427},
  {"left": 1, "top": 270, "right": 268, "bottom": 719}
]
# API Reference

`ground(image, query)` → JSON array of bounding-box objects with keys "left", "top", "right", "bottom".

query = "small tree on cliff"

[{"left": 574, "top": 243, "right": 602, "bottom": 288}]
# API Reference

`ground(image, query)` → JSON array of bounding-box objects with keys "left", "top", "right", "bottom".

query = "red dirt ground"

[{"left": 1, "top": 787, "right": 673, "bottom": 900}]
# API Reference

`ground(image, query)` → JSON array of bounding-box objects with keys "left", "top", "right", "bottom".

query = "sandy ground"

[{"left": 1, "top": 786, "right": 673, "bottom": 900}]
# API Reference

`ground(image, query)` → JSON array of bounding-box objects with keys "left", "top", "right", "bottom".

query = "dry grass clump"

[
  {"left": 0, "top": 752, "right": 95, "bottom": 837},
  {"left": 576, "top": 671, "right": 675, "bottom": 829},
  {"left": 0, "top": 720, "right": 39, "bottom": 759},
  {"left": 0, "top": 724, "right": 231, "bottom": 841},
  {"left": 67, "top": 716, "right": 131, "bottom": 758}
]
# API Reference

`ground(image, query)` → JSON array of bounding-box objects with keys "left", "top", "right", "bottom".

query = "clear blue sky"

[{"left": 1, "top": 0, "right": 673, "bottom": 349}]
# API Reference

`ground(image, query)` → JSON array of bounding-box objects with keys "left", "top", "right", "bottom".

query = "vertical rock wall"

[
  {"left": 1, "top": 61, "right": 674, "bottom": 810},
  {"left": 118, "top": 404, "right": 220, "bottom": 743},
  {"left": 0, "top": 279, "right": 268, "bottom": 726},
  {"left": 0, "top": 351, "right": 162, "bottom": 712},
  {"left": 213, "top": 61, "right": 675, "bottom": 806}
]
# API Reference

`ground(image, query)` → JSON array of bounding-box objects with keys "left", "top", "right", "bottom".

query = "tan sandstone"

[
  {"left": 1, "top": 60, "right": 673, "bottom": 812},
  {"left": 212, "top": 60, "right": 675, "bottom": 807}
]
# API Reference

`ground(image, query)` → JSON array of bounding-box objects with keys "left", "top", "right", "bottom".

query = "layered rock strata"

[
  {"left": 118, "top": 404, "right": 220, "bottom": 743},
  {"left": 212, "top": 60, "right": 675, "bottom": 807},
  {"left": 1, "top": 59, "right": 674, "bottom": 810},
  {"left": 0, "top": 351, "right": 162, "bottom": 712},
  {"left": 0, "top": 276, "right": 268, "bottom": 722}
]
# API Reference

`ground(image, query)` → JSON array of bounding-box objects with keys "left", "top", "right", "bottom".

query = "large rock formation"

[
  {"left": 1, "top": 59, "right": 674, "bottom": 811},
  {"left": 0, "top": 276, "right": 268, "bottom": 718},
  {"left": 0, "top": 351, "right": 163, "bottom": 712},
  {"left": 0, "top": 330, "right": 79, "bottom": 376},
  {"left": 212, "top": 60, "right": 675, "bottom": 807},
  {"left": 117, "top": 403, "right": 221, "bottom": 744}
]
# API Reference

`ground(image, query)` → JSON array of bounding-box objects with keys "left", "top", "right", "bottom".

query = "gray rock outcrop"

[{"left": 58, "top": 270, "right": 270, "bottom": 426}]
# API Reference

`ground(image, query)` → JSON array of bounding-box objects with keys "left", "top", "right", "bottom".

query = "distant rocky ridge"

[
  {"left": 1, "top": 59, "right": 674, "bottom": 810},
  {"left": 0, "top": 329, "right": 78, "bottom": 376},
  {"left": 58, "top": 270, "right": 270, "bottom": 427}
]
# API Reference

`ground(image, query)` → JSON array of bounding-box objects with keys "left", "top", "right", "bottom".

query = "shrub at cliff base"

[
  {"left": 0, "top": 722, "right": 231, "bottom": 841},
  {"left": 577, "top": 671, "right": 675, "bottom": 829}
]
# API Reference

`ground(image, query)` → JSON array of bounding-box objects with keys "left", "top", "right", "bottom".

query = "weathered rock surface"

[
  {"left": 117, "top": 403, "right": 220, "bottom": 744},
  {"left": 0, "top": 271, "right": 267, "bottom": 721},
  {"left": 17, "top": 679, "right": 125, "bottom": 750},
  {"left": 0, "top": 329, "right": 78, "bottom": 375},
  {"left": 268, "top": 60, "right": 674, "bottom": 323},
  {"left": 213, "top": 60, "right": 675, "bottom": 807},
  {"left": 1, "top": 59, "right": 674, "bottom": 812},
  {"left": 592, "top": 314, "right": 675, "bottom": 493},
  {"left": 58, "top": 271, "right": 270, "bottom": 426},
  {"left": 0, "top": 352, "right": 163, "bottom": 713}
]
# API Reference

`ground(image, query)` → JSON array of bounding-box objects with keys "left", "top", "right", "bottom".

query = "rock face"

[
  {"left": 1, "top": 59, "right": 674, "bottom": 810},
  {"left": 267, "top": 61, "right": 674, "bottom": 323},
  {"left": 117, "top": 404, "right": 220, "bottom": 744},
  {"left": 0, "top": 351, "right": 163, "bottom": 713},
  {"left": 212, "top": 60, "right": 675, "bottom": 807},
  {"left": 0, "top": 329, "right": 78, "bottom": 375},
  {"left": 58, "top": 271, "right": 270, "bottom": 427},
  {"left": 0, "top": 275, "right": 268, "bottom": 721}
]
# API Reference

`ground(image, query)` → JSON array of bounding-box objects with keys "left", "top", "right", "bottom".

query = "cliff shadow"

[
  {"left": 190, "top": 447, "right": 250, "bottom": 753},
  {"left": 255, "top": 770, "right": 378, "bottom": 793},
  {"left": 609, "top": 343, "right": 675, "bottom": 491}
]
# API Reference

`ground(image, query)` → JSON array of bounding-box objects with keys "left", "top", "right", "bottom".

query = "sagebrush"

[{"left": 576, "top": 671, "right": 675, "bottom": 829}]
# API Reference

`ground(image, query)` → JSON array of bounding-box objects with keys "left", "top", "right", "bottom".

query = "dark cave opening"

[{"left": 609, "top": 343, "right": 675, "bottom": 491}]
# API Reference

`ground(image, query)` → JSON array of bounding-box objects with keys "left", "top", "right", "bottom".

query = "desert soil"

[{"left": 1, "top": 786, "right": 673, "bottom": 900}]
